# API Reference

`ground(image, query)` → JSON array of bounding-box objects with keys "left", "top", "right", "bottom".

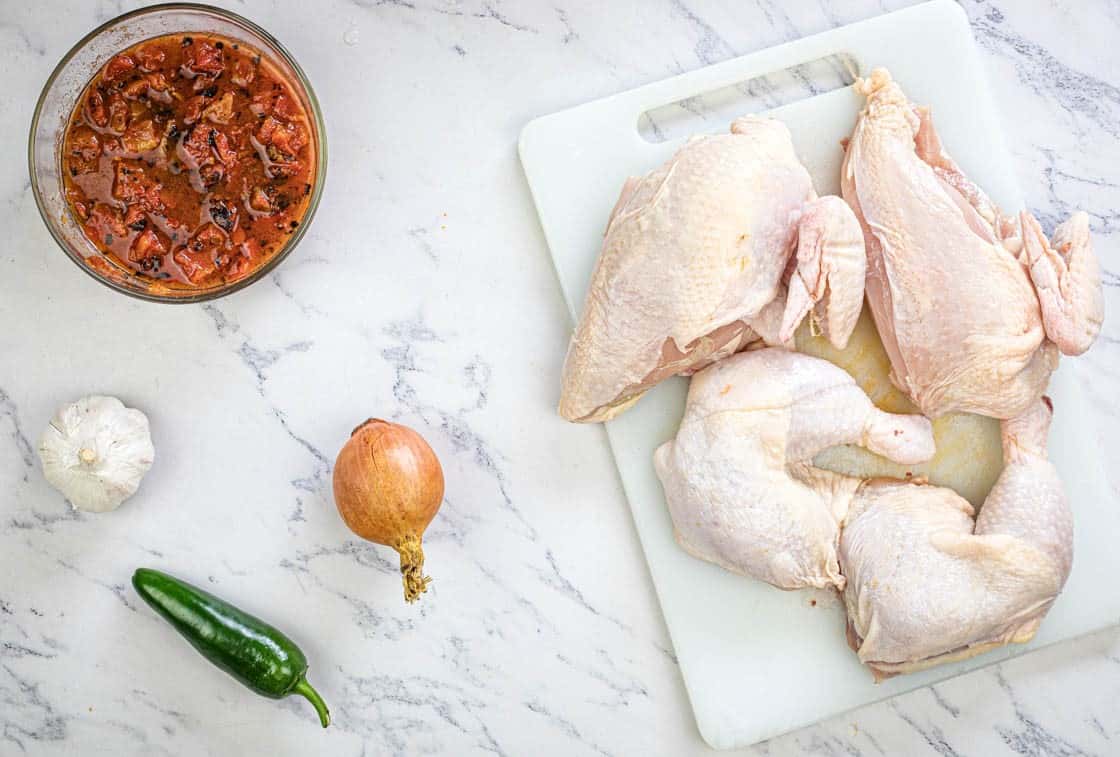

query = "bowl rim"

[{"left": 28, "top": 1, "right": 328, "bottom": 304}]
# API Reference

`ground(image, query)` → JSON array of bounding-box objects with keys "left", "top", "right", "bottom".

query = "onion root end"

[{"left": 397, "top": 533, "right": 431, "bottom": 603}]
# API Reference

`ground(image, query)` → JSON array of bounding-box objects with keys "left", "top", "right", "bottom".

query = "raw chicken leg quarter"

[
  {"left": 654, "top": 349, "right": 934, "bottom": 591},
  {"left": 656, "top": 351, "right": 1073, "bottom": 678},
  {"left": 559, "top": 117, "right": 865, "bottom": 423},
  {"left": 840, "top": 398, "right": 1071, "bottom": 678}
]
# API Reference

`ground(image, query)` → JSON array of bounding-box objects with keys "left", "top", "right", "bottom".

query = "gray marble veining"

[{"left": 1, "top": 1, "right": 1117, "bottom": 755}]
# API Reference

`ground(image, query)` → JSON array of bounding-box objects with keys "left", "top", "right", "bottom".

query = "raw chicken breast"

[
  {"left": 559, "top": 117, "right": 865, "bottom": 422},
  {"left": 841, "top": 68, "right": 1103, "bottom": 419}
]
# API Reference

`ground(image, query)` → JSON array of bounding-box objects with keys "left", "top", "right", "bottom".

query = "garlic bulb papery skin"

[{"left": 38, "top": 395, "right": 155, "bottom": 513}]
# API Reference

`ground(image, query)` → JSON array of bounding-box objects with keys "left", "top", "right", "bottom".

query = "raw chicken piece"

[
  {"left": 840, "top": 398, "right": 1070, "bottom": 678},
  {"left": 841, "top": 68, "right": 1103, "bottom": 419},
  {"left": 779, "top": 196, "right": 867, "bottom": 348},
  {"left": 654, "top": 349, "right": 933, "bottom": 590},
  {"left": 797, "top": 306, "right": 1004, "bottom": 510},
  {"left": 559, "top": 117, "right": 865, "bottom": 422}
]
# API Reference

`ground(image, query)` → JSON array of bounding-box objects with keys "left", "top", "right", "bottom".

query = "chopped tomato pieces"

[
  {"left": 124, "top": 204, "right": 147, "bottom": 231},
  {"left": 183, "top": 40, "right": 224, "bottom": 76},
  {"left": 208, "top": 199, "right": 238, "bottom": 233},
  {"left": 107, "top": 94, "right": 129, "bottom": 133},
  {"left": 112, "top": 161, "right": 165, "bottom": 213},
  {"left": 66, "top": 186, "right": 90, "bottom": 220},
  {"left": 256, "top": 116, "right": 307, "bottom": 158},
  {"left": 135, "top": 45, "right": 166, "bottom": 71},
  {"left": 63, "top": 33, "right": 315, "bottom": 290},
  {"left": 103, "top": 54, "right": 136, "bottom": 81},
  {"left": 173, "top": 222, "right": 226, "bottom": 284},
  {"left": 203, "top": 92, "right": 235, "bottom": 124},
  {"left": 211, "top": 130, "right": 237, "bottom": 166},
  {"left": 224, "top": 238, "right": 268, "bottom": 282},
  {"left": 67, "top": 126, "right": 101, "bottom": 175},
  {"left": 185, "top": 91, "right": 234, "bottom": 125},
  {"left": 177, "top": 125, "right": 212, "bottom": 167},
  {"left": 271, "top": 92, "right": 301, "bottom": 120},
  {"left": 182, "top": 96, "right": 206, "bottom": 125},
  {"left": 249, "top": 185, "right": 274, "bottom": 213},
  {"left": 128, "top": 227, "right": 168, "bottom": 264},
  {"left": 231, "top": 58, "right": 255, "bottom": 88},
  {"left": 86, "top": 90, "right": 108, "bottom": 128},
  {"left": 70, "top": 126, "right": 100, "bottom": 160},
  {"left": 189, "top": 222, "right": 226, "bottom": 252},
  {"left": 84, "top": 203, "right": 127, "bottom": 245},
  {"left": 173, "top": 246, "right": 219, "bottom": 284},
  {"left": 121, "top": 120, "right": 161, "bottom": 153},
  {"left": 123, "top": 72, "right": 172, "bottom": 100}
]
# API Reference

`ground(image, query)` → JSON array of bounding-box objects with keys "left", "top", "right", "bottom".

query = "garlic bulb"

[{"left": 38, "top": 395, "right": 154, "bottom": 512}]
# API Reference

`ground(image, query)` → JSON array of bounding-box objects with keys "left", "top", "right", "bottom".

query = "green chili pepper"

[{"left": 132, "top": 568, "right": 330, "bottom": 727}]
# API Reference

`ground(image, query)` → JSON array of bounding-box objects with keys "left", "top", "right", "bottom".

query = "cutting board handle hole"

[{"left": 637, "top": 53, "right": 860, "bottom": 144}]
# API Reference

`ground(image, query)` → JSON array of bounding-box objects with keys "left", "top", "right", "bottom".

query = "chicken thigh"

[
  {"left": 559, "top": 117, "right": 865, "bottom": 422},
  {"left": 840, "top": 398, "right": 1070, "bottom": 677},
  {"left": 654, "top": 349, "right": 933, "bottom": 590},
  {"left": 841, "top": 68, "right": 1103, "bottom": 419}
]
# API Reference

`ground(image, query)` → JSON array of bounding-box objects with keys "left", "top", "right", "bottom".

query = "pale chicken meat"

[
  {"left": 840, "top": 398, "right": 1070, "bottom": 678},
  {"left": 654, "top": 349, "right": 933, "bottom": 590},
  {"left": 559, "top": 117, "right": 865, "bottom": 422},
  {"left": 841, "top": 68, "right": 1103, "bottom": 419}
]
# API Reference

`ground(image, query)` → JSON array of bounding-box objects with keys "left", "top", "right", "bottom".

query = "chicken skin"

[
  {"left": 841, "top": 68, "right": 1103, "bottom": 419},
  {"left": 559, "top": 117, "right": 865, "bottom": 422},
  {"left": 657, "top": 348, "right": 1070, "bottom": 675},
  {"left": 840, "top": 398, "right": 1070, "bottom": 678},
  {"left": 654, "top": 349, "right": 933, "bottom": 590}
]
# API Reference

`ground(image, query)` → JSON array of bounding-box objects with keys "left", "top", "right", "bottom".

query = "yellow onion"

[{"left": 332, "top": 418, "right": 444, "bottom": 603}]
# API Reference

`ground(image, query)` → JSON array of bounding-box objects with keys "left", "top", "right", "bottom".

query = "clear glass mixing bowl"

[{"left": 29, "top": 3, "right": 327, "bottom": 302}]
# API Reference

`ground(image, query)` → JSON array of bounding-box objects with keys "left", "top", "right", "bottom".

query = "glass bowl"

[{"left": 29, "top": 3, "right": 327, "bottom": 303}]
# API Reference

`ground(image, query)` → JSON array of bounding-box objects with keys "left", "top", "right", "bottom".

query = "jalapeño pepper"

[{"left": 132, "top": 568, "right": 330, "bottom": 727}]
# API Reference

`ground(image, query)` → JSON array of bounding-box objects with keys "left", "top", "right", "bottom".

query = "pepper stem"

[
  {"left": 293, "top": 676, "right": 330, "bottom": 728},
  {"left": 397, "top": 533, "right": 431, "bottom": 603}
]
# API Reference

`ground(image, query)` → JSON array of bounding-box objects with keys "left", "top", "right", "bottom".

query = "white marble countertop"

[{"left": 2, "top": 1, "right": 1117, "bottom": 755}]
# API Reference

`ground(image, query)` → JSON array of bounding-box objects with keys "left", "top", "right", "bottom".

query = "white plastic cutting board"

[{"left": 520, "top": 0, "right": 1118, "bottom": 749}]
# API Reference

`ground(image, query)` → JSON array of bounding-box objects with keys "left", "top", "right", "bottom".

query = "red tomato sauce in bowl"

[{"left": 61, "top": 33, "right": 316, "bottom": 291}]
